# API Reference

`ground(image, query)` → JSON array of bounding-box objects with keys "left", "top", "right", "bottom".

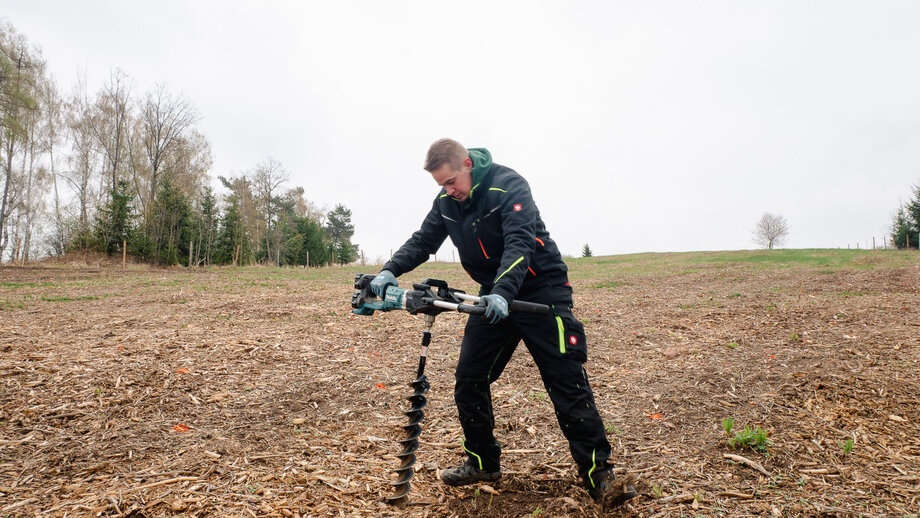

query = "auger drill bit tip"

[{"left": 387, "top": 328, "right": 434, "bottom": 504}]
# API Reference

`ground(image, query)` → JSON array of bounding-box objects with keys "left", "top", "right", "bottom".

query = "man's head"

[{"left": 425, "top": 138, "right": 473, "bottom": 202}]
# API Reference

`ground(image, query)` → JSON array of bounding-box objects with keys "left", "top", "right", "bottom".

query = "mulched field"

[{"left": 1, "top": 252, "right": 918, "bottom": 517}]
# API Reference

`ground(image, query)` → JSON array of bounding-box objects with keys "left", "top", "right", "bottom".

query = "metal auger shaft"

[{"left": 387, "top": 315, "right": 435, "bottom": 503}]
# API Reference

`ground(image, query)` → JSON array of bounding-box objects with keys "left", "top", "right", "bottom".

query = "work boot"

[
  {"left": 440, "top": 458, "right": 501, "bottom": 487},
  {"left": 587, "top": 469, "right": 639, "bottom": 507}
]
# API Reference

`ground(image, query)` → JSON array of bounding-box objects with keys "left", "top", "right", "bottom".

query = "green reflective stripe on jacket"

[
  {"left": 495, "top": 256, "right": 524, "bottom": 283},
  {"left": 488, "top": 187, "right": 506, "bottom": 192},
  {"left": 556, "top": 315, "right": 565, "bottom": 354}
]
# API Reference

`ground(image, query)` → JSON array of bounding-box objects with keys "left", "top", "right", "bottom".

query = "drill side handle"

[{"left": 453, "top": 293, "right": 550, "bottom": 315}]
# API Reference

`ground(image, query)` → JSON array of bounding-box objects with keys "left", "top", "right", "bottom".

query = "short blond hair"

[{"left": 424, "top": 138, "right": 468, "bottom": 172}]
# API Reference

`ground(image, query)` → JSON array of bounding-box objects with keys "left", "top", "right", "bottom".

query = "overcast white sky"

[{"left": 4, "top": 1, "right": 920, "bottom": 260}]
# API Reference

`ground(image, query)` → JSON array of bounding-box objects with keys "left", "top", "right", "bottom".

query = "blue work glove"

[
  {"left": 370, "top": 270, "right": 397, "bottom": 298},
  {"left": 481, "top": 294, "right": 509, "bottom": 324}
]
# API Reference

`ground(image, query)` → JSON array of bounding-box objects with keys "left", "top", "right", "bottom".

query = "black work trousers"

[{"left": 453, "top": 303, "right": 612, "bottom": 483}]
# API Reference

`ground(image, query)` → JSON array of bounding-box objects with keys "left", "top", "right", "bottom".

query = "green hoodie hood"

[{"left": 467, "top": 148, "right": 492, "bottom": 200}]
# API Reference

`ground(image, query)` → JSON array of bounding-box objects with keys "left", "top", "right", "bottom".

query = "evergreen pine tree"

[
  {"left": 214, "top": 197, "right": 247, "bottom": 264},
  {"left": 326, "top": 204, "right": 358, "bottom": 264},
  {"left": 891, "top": 181, "right": 920, "bottom": 249},
  {"left": 891, "top": 207, "right": 911, "bottom": 249},
  {"left": 152, "top": 178, "right": 192, "bottom": 265},
  {"left": 905, "top": 183, "right": 920, "bottom": 248},
  {"left": 95, "top": 180, "right": 134, "bottom": 255},
  {"left": 196, "top": 187, "right": 218, "bottom": 265}
]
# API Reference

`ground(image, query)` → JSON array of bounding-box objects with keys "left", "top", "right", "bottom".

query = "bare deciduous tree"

[
  {"left": 14, "top": 87, "right": 50, "bottom": 262},
  {"left": 87, "top": 69, "right": 131, "bottom": 204},
  {"left": 753, "top": 212, "right": 790, "bottom": 249},
  {"left": 64, "top": 78, "right": 101, "bottom": 235},
  {"left": 163, "top": 128, "right": 211, "bottom": 198},
  {"left": 0, "top": 22, "right": 43, "bottom": 261},
  {"left": 42, "top": 74, "right": 67, "bottom": 254},
  {"left": 252, "top": 157, "right": 288, "bottom": 265},
  {"left": 138, "top": 84, "right": 197, "bottom": 206}
]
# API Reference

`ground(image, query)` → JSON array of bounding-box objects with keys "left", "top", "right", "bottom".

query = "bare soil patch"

[{"left": 1, "top": 255, "right": 918, "bottom": 517}]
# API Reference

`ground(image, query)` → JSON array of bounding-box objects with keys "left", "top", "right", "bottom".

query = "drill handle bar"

[
  {"left": 453, "top": 292, "right": 550, "bottom": 315},
  {"left": 352, "top": 273, "right": 549, "bottom": 316}
]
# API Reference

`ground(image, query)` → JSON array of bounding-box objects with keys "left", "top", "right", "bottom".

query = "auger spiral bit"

[{"left": 387, "top": 318, "right": 434, "bottom": 503}]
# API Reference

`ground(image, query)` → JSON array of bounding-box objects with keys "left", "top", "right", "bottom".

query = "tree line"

[
  {"left": 890, "top": 182, "right": 920, "bottom": 249},
  {"left": 0, "top": 20, "right": 357, "bottom": 267}
]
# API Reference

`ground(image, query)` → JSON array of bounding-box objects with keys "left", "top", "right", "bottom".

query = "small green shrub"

[
  {"left": 729, "top": 425, "right": 772, "bottom": 453},
  {"left": 840, "top": 438, "right": 854, "bottom": 457},
  {"left": 722, "top": 417, "right": 734, "bottom": 436}
]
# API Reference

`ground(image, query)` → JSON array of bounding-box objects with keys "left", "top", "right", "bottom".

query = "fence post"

[
  {"left": 305, "top": 250, "right": 309, "bottom": 268},
  {"left": 123, "top": 240, "right": 127, "bottom": 270}
]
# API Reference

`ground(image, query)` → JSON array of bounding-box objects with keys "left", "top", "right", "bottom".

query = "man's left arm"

[{"left": 489, "top": 175, "right": 537, "bottom": 303}]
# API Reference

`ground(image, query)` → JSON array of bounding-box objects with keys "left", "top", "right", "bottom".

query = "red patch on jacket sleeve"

[{"left": 513, "top": 203, "right": 522, "bottom": 212}]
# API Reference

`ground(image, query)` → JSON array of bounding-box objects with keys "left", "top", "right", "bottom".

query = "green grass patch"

[
  {"left": 564, "top": 249, "right": 913, "bottom": 286},
  {"left": 40, "top": 295, "right": 101, "bottom": 302},
  {"left": 0, "top": 299, "right": 27, "bottom": 309},
  {"left": 686, "top": 249, "right": 911, "bottom": 270},
  {"left": 0, "top": 281, "right": 59, "bottom": 288},
  {"left": 838, "top": 290, "right": 865, "bottom": 297}
]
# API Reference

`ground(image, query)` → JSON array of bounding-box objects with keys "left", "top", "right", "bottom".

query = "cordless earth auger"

[{"left": 351, "top": 273, "right": 548, "bottom": 503}]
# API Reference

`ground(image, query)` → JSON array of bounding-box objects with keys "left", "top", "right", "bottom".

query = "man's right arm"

[{"left": 382, "top": 198, "right": 448, "bottom": 277}]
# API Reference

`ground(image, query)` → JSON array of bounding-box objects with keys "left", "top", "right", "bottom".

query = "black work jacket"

[{"left": 384, "top": 163, "right": 572, "bottom": 304}]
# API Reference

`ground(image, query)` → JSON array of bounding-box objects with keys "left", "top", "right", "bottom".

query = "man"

[{"left": 371, "top": 138, "right": 637, "bottom": 506}]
